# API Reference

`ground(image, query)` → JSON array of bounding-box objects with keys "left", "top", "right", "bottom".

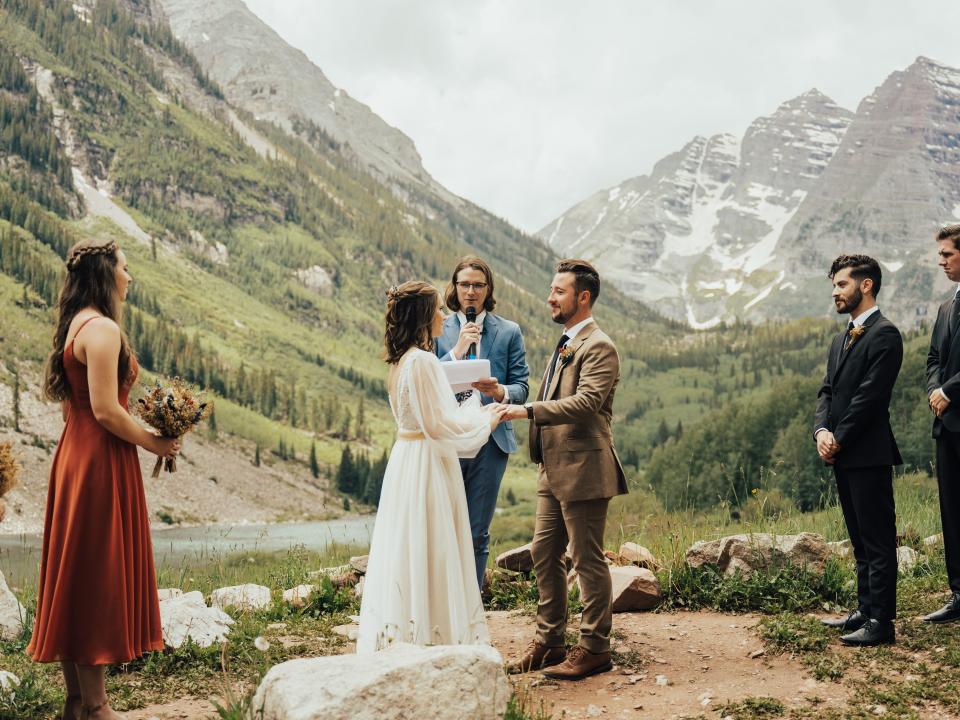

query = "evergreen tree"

[
  {"left": 254, "top": 444, "right": 261, "bottom": 467},
  {"left": 335, "top": 446, "right": 355, "bottom": 495},
  {"left": 309, "top": 441, "right": 319, "bottom": 479},
  {"left": 12, "top": 365, "right": 21, "bottom": 433}
]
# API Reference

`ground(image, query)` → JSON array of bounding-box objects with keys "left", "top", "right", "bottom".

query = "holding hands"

[{"left": 484, "top": 402, "right": 511, "bottom": 431}]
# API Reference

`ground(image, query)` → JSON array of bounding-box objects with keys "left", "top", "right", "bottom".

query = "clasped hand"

[
  {"left": 816, "top": 430, "right": 840, "bottom": 465},
  {"left": 930, "top": 389, "right": 950, "bottom": 417}
]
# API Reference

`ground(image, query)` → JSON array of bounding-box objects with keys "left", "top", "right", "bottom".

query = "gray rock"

[
  {"left": 618, "top": 542, "right": 660, "bottom": 570},
  {"left": 282, "top": 584, "right": 317, "bottom": 608},
  {"left": 610, "top": 566, "right": 661, "bottom": 612},
  {"left": 495, "top": 543, "right": 534, "bottom": 573},
  {"left": 0, "top": 571, "right": 26, "bottom": 641},
  {"left": 923, "top": 533, "right": 944, "bottom": 548},
  {"left": 294, "top": 266, "right": 334, "bottom": 297},
  {"left": 160, "top": 590, "right": 235, "bottom": 649},
  {"left": 685, "top": 532, "right": 830, "bottom": 576},
  {"left": 249, "top": 643, "right": 509, "bottom": 719},
  {"left": 210, "top": 584, "right": 272, "bottom": 612},
  {"left": 0, "top": 670, "right": 19, "bottom": 697},
  {"left": 897, "top": 546, "right": 919, "bottom": 574},
  {"left": 827, "top": 539, "right": 852, "bottom": 559},
  {"left": 350, "top": 555, "right": 369, "bottom": 575}
]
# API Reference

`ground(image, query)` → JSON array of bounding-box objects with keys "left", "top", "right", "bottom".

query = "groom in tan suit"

[{"left": 503, "top": 259, "right": 627, "bottom": 680}]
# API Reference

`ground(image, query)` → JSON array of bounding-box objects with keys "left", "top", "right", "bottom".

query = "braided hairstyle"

[
  {"left": 43, "top": 238, "right": 134, "bottom": 401},
  {"left": 383, "top": 281, "right": 440, "bottom": 364}
]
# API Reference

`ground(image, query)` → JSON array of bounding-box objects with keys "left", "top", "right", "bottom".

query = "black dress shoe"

[
  {"left": 822, "top": 610, "right": 867, "bottom": 632},
  {"left": 840, "top": 618, "right": 895, "bottom": 646},
  {"left": 923, "top": 592, "right": 960, "bottom": 624}
]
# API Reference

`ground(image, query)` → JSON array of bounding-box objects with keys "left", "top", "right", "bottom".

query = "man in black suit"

[
  {"left": 924, "top": 224, "right": 960, "bottom": 624},
  {"left": 814, "top": 254, "right": 903, "bottom": 646}
]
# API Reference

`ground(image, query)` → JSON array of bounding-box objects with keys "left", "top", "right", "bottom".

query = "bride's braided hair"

[
  {"left": 383, "top": 281, "right": 439, "bottom": 364},
  {"left": 44, "top": 238, "right": 134, "bottom": 401}
]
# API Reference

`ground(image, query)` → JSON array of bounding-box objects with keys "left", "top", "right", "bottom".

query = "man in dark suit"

[
  {"left": 924, "top": 224, "right": 960, "bottom": 624},
  {"left": 815, "top": 254, "right": 903, "bottom": 646},
  {"left": 436, "top": 256, "right": 530, "bottom": 589}
]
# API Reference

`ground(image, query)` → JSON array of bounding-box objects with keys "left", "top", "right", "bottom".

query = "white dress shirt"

[{"left": 448, "top": 310, "right": 487, "bottom": 360}]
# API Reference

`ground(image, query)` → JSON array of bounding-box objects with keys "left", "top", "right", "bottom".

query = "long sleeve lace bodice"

[{"left": 389, "top": 349, "right": 491, "bottom": 455}]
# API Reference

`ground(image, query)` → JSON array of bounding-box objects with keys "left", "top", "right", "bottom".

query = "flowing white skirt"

[{"left": 356, "top": 436, "right": 489, "bottom": 653}]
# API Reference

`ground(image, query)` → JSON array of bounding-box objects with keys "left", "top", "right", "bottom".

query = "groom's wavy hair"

[
  {"left": 445, "top": 256, "right": 497, "bottom": 313},
  {"left": 828, "top": 254, "right": 882, "bottom": 297},
  {"left": 383, "top": 281, "right": 440, "bottom": 364},
  {"left": 556, "top": 258, "right": 600, "bottom": 306},
  {"left": 938, "top": 224, "right": 960, "bottom": 249}
]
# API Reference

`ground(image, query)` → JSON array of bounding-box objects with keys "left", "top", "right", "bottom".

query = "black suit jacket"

[
  {"left": 926, "top": 294, "right": 960, "bottom": 437},
  {"left": 814, "top": 310, "right": 903, "bottom": 468}
]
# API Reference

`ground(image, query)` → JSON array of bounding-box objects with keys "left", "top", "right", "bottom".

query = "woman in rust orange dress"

[{"left": 28, "top": 238, "right": 180, "bottom": 720}]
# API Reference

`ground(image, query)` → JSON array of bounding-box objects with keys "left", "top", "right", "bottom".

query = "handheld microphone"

[{"left": 465, "top": 306, "right": 478, "bottom": 359}]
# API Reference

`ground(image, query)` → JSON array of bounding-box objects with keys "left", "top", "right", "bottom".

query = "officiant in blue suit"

[{"left": 437, "top": 256, "right": 530, "bottom": 588}]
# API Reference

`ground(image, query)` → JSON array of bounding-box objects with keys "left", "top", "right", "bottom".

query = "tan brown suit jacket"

[{"left": 529, "top": 321, "right": 628, "bottom": 502}]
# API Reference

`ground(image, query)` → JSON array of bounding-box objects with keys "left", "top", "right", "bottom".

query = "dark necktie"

[
  {"left": 543, "top": 334, "right": 569, "bottom": 396},
  {"left": 842, "top": 321, "right": 855, "bottom": 352},
  {"left": 951, "top": 293, "right": 960, "bottom": 337}
]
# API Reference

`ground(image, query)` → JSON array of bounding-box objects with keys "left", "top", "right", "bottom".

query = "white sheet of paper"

[{"left": 441, "top": 358, "right": 492, "bottom": 393}]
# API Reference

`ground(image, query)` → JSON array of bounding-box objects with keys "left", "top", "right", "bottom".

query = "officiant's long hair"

[
  {"left": 43, "top": 238, "right": 133, "bottom": 401},
  {"left": 384, "top": 281, "right": 440, "bottom": 364}
]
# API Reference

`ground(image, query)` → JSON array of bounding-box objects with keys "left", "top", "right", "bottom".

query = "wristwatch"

[{"left": 525, "top": 403, "right": 534, "bottom": 420}]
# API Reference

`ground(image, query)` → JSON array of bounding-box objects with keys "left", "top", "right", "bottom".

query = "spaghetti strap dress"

[{"left": 27, "top": 317, "right": 163, "bottom": 664}]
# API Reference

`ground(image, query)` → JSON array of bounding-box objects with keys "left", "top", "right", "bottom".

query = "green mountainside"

[{"left": 0, "top": 0, "right": 941, "bottom": 521}]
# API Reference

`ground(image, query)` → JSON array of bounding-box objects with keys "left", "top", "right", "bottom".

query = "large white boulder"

[
  {"left": 0, "top": 571, "right": 26, "bottom": 641},
  {"left": 685, "top": 533, "right": 830, "bottom": 577},
  {"left": 160, "top": 590, "right": 235, "bottom": 649},
  {"left": 210, "top": 584, "right": 272, "bottom": 612},
  {"left": 250, "top": 643, "right": 509, "bottom": 720}
]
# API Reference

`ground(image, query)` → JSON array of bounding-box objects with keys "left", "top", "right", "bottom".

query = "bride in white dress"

[{"left": 356, "top": 281, "right": 508, "bottom": 653}]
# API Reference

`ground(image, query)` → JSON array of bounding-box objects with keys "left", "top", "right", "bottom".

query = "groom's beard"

[
  {"left": 835, "top": 287, "right": 863, "bottom": 315},
  {"left": 551, "top": 298, "right": 581, "bottom": 325}
]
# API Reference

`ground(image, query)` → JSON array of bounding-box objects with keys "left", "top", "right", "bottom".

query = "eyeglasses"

[{"left": 456, "top": 282, "right": 488, "bottom": 291}]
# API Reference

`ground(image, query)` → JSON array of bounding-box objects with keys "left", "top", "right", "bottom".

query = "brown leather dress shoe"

[
  {"left": 542, "top": 644, "right": 612, "bottom": 680},
  {"left": 506, "top": 640, "right": 567, "bottom": 674}
]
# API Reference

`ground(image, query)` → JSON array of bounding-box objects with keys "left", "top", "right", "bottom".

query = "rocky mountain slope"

[{"left": 541, "top": 58, "right": 960, "bottom": 328}]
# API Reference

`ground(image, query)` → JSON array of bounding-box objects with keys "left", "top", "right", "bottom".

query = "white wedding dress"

[{"left": 356, "top": 349, "right": 492, "bottom": 653}]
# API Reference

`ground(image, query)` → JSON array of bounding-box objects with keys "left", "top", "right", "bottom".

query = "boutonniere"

[
  {"left": 558, "top": 344, "right": 576, "bottom": 365},
  {"left": 846, "top": 324, "right": 867, "bottom": 349}
]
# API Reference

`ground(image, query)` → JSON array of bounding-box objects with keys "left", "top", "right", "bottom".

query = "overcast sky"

[{"left": 244, "top": 1, "right": 960, "bottom": 234}]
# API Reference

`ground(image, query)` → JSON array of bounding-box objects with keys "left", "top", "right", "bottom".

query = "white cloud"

[{"left": 244, "top": 0, "right": 960, "bottom": 233}]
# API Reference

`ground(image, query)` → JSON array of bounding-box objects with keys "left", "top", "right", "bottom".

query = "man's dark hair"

[
  {"left": 937, "top": 224, "right": 960, "bottom": 250},
  {"left": 828, "top": 254, "right": 882, "bottom": 297},
  {"left": 556, "top": 258, "right": 600, "bottom": 306}
]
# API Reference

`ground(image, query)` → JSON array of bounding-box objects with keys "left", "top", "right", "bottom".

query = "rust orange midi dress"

[{"left": 27, "top": 318, "right": 163, "bottom": 664}]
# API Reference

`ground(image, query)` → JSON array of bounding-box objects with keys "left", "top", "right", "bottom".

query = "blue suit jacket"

[{"left": 436, "top": 313, "right": 530, "bottom": 454}]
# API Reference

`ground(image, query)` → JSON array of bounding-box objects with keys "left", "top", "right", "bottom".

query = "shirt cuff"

[
  {"left": 814, "top": 427, "right": 830, "bottom": 438},
  {"left": 940, "top": 388, "right": 951, "bottom": 402}
]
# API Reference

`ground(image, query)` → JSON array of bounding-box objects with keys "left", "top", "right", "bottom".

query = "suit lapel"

[
  {"left": 833, "top": 311, "right": 882, "bottom": 382},
  {"left": 546, "top": 322, "right": 597, "bottom": 400},
  {"left": 480, "top": 314, "right": 499, "bottom": 361},
  {"left": 442, "top": 316, "right": 460, "bottom": 356}
]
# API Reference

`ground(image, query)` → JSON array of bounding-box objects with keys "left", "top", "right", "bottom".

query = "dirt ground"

[
  {"left": 489, "top": 609, "right": 851, "bottom": 720},
  {"left": 121, "top": 609, "right": 852, "bottom": 720}
]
